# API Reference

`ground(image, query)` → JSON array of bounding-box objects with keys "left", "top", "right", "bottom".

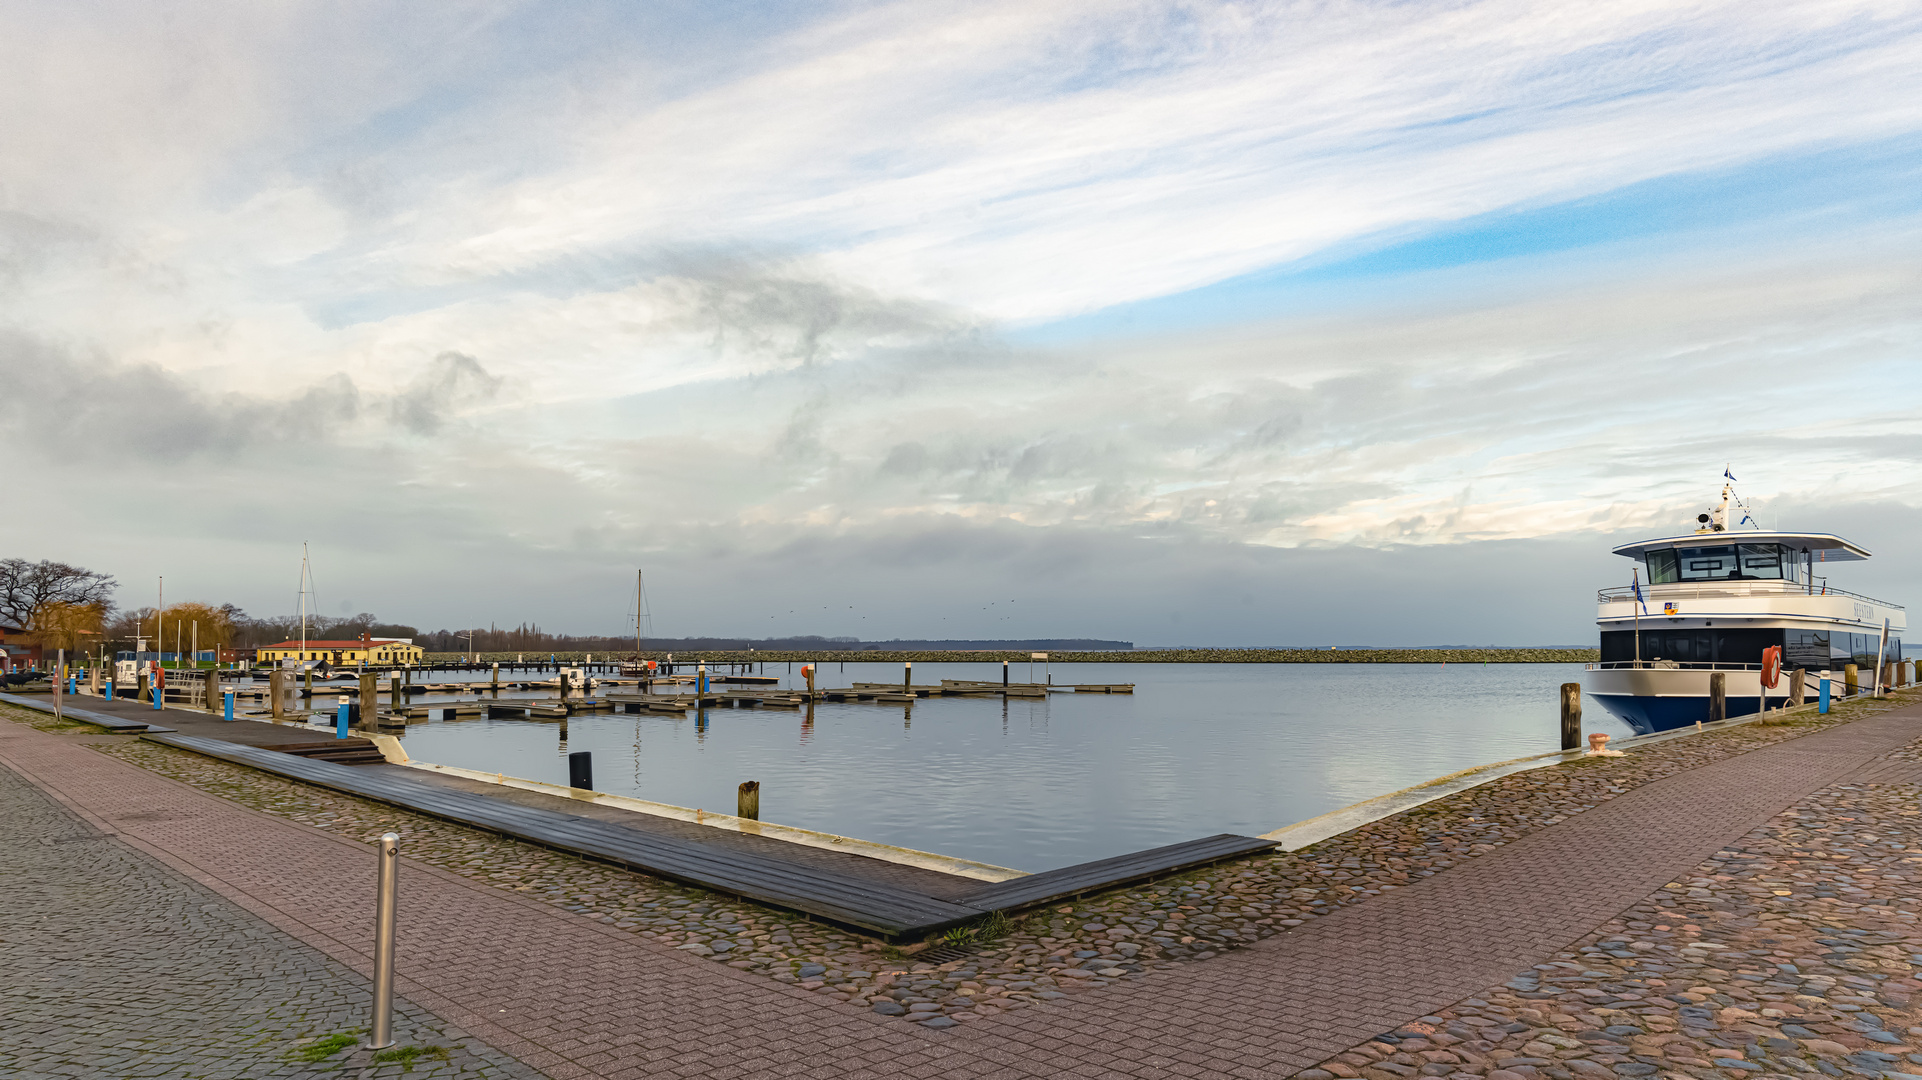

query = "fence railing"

[{"left": 1596, "top": 583, "right": 1901, "bottom": 609}]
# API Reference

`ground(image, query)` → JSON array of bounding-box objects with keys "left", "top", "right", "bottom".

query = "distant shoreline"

[{"left": 416, "top": 648, "right": 1598, "bottom": 665}]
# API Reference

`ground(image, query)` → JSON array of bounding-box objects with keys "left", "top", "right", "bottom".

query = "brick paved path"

[
  {"left": 3, "top": 706, "right": 1918, "bottom": 1079},
  {"left": 0, "top": 758, "right": 545, "bottom": 1079}
]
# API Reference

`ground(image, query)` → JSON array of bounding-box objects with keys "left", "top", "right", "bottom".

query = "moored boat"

[{"left": 1582, "top": 483, "right": 1905, "bottom": 734}]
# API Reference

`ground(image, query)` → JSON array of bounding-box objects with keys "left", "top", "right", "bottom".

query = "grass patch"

[
  {"left": 374, "top": 1045, "right": 451, "bottom": 1071},
  {"left": 293, "top": 1032, "right": 359, "bottom": 1062},
  {"left": 975, "top": 909, "right": 1015, "bottom": 941}
]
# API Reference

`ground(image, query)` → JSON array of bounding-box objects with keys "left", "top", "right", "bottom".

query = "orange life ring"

[{"left": 1761, "top": 645, "right": 1782, "bottom": 689}]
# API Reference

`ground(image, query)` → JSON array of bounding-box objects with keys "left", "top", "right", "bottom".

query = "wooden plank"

[
  {"left": 959, "top": 833, "right": 1277, "bottom": 912},
  {"left": 0, "top": 694, "right": 166, "bottom": 733},
  {"left": 143, "top": 733, "right": 984, "bottom": 940}
]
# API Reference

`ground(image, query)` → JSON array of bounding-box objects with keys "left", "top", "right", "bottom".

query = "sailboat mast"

[
  {"left": 299, "top": 542, "right": 310, "bottom": 663},
  {"left": 635, "top": 570, "right": 642, "bottom": 654}
]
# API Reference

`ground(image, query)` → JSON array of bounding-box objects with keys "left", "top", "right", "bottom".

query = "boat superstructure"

[{"left": 1581, "top": 483, "right": 1905, "bottom": 733}]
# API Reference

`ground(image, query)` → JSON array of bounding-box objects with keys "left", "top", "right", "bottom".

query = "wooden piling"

[
  {"left": 1789, "top": 667, "right": 1807, "bottom": 710},
  {"left": 737, "top": 780, "right": 760, "bottom": 821},
  {"left": 1708, "top": 671, "right": 1726, "bottom": 722},
  {"left": 360, "top": 671, "right": 377, "bottom": 727},
  {"left": 202, "top": 669, "right": 218, "bottom": 713},
  {"left": 902, "top": 661, "right": 912, "bottom": 692},
  {"left": 1846, "top": 664, "right": 1859, "bottom": 696},
  {"left": 1559, "top": 683, "right": 1581, "bottom": 750},
  {"left": 269, "top": 669, "right": 287, "bottom": 719}
]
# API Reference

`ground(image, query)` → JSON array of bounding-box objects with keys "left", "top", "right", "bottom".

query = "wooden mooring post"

[
  {"left": 1788, "top": 667, "right": 1806, "bottom": 710},
  {"left": 269, "top": 669, "right": 287, "bottom": 719},
  {"left": 1559, "top": 683, "right": 1581, "bottom": 751},
  {"left": 360, "top": 671, "right": 377, "bottom": 727},
  {"left": 1708, "top": 671, "right": 1726, "bottom": 722},
  {"left": 737, "top": 781, "right": 760, "bottom": 821},
  {"left": 902, "top": 661, "right": 912, "bottom": 692},
  {"left": 1845, "top": 664, "right": 1859, "bottom": 697}
]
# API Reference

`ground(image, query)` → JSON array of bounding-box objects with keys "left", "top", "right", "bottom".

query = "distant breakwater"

[{"left": 420, "top": 648, "right": 1598, "bottom": 665}]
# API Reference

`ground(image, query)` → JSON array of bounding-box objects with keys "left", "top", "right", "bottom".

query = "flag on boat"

[{"left": 1632, "top": 572, "right": 1648, "bottom": 615}]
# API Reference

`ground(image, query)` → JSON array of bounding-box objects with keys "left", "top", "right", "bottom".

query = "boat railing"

[
  {"left": 1591, "top": 660, "right": 1769, "bottom": 671},
  {"left": 1596, "top": 583, "right": 1903, "bottom": 609}
]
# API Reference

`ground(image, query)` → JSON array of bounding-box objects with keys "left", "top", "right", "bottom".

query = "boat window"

[
  {"left": 1677, "top": 545, "right": 1737, "bottom": 580},
  {"left": 1644, "top": 549, "right": 1679, "bottom": 584},
  {"left": 1602, "top": 628, "right": 1786, "bottom": 665},
  {"left": 1786, "top": 629, "right": 1829, "bottom": 670},
  {"left": 1737, "top": 544, "right": 1784, "bottom": 580}
]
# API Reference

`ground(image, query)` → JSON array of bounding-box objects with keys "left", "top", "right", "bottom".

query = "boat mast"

[
  {"left": 298, "top": 542, "right": 311, "bottom": 666},
  {"left": 635, "top": 569, "right": 642, "bottom": 654}
]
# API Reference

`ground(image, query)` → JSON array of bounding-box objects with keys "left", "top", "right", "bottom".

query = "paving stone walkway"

[
  {"left": 2, "top": 703, "right": 1918, "bottom": 1079},
  {"left": 0, "top": 757, "right": 545, "bottom": 1079}
]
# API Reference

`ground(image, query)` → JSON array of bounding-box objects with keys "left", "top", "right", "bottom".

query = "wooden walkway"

[
  {"left": 0, "top": 692, "right": 174, "bottom": 734},
  {"left": 140, "top": 730, "right": 1276, "bottom": 941}
]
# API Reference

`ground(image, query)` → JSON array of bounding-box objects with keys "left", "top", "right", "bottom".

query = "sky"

[{"left": 3, "top": 0, "right": 1922, "bottom": 646}]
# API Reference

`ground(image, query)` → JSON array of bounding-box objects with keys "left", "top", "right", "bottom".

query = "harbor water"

[{"left": 379, "top": 662, "right": 1631, "bottom": 872}]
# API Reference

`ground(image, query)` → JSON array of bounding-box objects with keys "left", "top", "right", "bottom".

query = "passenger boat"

[{"left": 1582, "top": 483, "right": 1905, "bottom": 734}]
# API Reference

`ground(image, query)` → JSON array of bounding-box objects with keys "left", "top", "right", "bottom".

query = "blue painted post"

[
  {"left": 336, "top": 701, "right": 349, "bottom": 738},
  {"left": 1819, "top": 677, "right": 1831, "bottom": 714},
  {"left": 68, "top": 674, "right": 76, "bottom": 695},
  {"left": 224, "top": 690, "right": 235, "bottom": 722},
  {"left": 152, "top": 673, "right": 163, "bottom": 710},
  {"left": 105, "top": 678, "right": 115, "bottom": 701}
]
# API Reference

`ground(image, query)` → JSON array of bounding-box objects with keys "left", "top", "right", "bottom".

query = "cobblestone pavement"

[
  {"left": 1294, "top": 723, "right": 1922, "bottom": 1080},
  {"left": 0, "top": 754, "right": 546, "bottom": 1079},
  {"left": 5, "top": 698, "right": 1921, "bottom": 1078}
]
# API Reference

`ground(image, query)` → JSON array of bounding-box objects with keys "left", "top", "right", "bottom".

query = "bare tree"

[{"left": 0, "top": 559, "right": 117, "bottom": 629}]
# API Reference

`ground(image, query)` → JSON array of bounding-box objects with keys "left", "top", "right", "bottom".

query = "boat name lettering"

[{"left": 1854, "top": 602, "right": 1874, "bottom": 621}]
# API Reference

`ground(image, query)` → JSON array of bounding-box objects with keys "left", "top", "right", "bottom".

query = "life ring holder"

[{"left": 1761, "top": 645, "right": 1782, "bottom": 689}]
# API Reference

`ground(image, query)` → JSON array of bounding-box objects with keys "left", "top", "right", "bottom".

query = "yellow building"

[{"left": 255, "top": 637, "right": 425, "bottom": 666}]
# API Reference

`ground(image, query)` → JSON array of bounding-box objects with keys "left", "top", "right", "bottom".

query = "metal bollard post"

[
  {"left": 224, "top": 690, "right": 235, "bottom": 721},
  {"left": 337, "top": 701, "right": 349, "bottom": 739},
  {"left": 369, "top": 832, "right": 400, "bottom": 1050},
  {"left": 105, "top": 678, "right": 115, "bottom": 702},
  {"left": 1819, "top": 677, "right": 1831, "bottom": 714}
]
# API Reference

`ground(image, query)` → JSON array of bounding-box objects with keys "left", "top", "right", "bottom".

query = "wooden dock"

[{"left": 142, "top": 731, "right": 1277, "bottom": 941}]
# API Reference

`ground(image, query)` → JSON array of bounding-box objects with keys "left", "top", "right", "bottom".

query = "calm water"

[{"left": 379, "top": 662, "right": 1630, "bottom": 872}]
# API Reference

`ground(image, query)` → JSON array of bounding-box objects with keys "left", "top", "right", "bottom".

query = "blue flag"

[
  {"left": 1724, "top": 466, "right": 1737, "bottom": 481},
  {"left": 1632, "top": 572, "right": 1647, "bottom": 615}
]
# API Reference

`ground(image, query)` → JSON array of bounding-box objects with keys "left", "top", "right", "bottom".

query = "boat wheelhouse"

[{"left": 1581, "top": 486, "right": 1905, "bottom": 734}]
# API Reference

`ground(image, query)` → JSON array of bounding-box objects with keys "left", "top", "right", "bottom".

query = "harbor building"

[{"left": 255, "top": 634, "right": 423, "bottom": 667}]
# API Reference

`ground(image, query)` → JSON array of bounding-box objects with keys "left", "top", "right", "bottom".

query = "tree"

[
  {"left": 159, "top": 602, "right": 238, "bottom": 656},
  {"left": 31, "top": 601, "right": 107, "bottom": 656},
  {"left": 0, "top": 559, "right": 117, "bottom": 629}
]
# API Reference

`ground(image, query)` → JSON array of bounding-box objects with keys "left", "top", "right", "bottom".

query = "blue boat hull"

[{"left": 1588, "top": 693, "right": 1795, "bottom": 735}]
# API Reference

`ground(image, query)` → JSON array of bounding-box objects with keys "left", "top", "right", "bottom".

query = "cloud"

[{"left": 387, "top": 351, "right": 502, "bottom": 435}]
